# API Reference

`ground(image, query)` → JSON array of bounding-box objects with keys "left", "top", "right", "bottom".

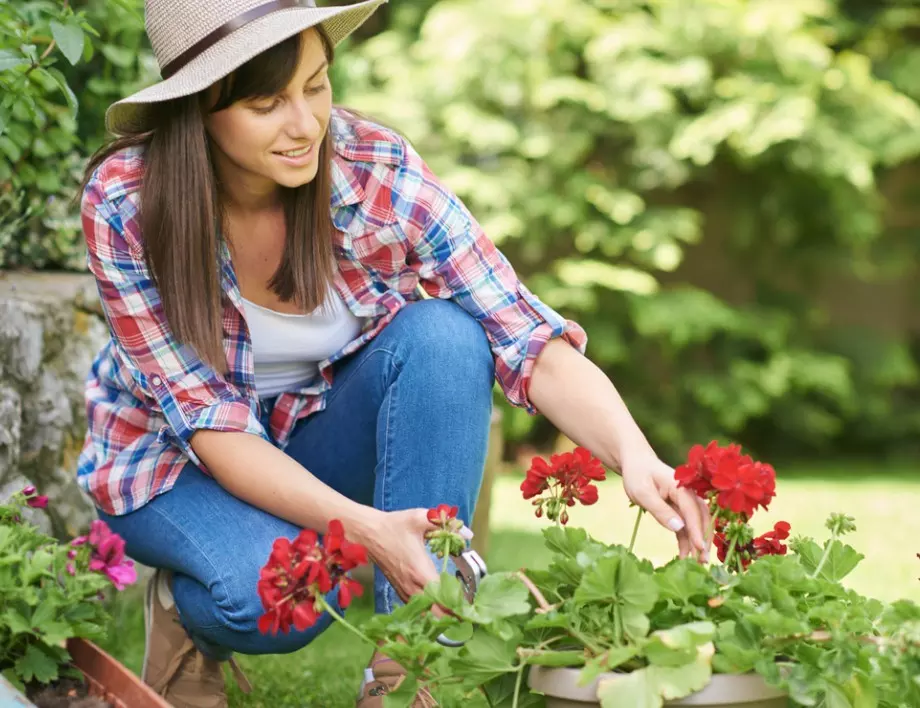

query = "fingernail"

[
  {"left": 667, "top": 517, "right": 685, "bottom": 532},
  {"left": 460, "top": 525, "right": 474, "bottom": 541}
]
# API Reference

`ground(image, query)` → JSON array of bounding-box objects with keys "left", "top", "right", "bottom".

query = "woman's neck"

[{"left": 213, "top": 152, "right": 281, "bottom": 215}]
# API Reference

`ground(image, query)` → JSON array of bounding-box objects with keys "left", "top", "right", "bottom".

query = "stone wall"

[{"left": 0, "top": 272, "right": 107, "bottom": 539}]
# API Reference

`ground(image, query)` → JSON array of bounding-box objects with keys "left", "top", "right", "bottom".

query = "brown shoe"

[
  {"left": 356, "top": 651, "right": 437, "bottom": 708},
  {"left": 142, "top": 570, "right": 252, "bottom": 708}
]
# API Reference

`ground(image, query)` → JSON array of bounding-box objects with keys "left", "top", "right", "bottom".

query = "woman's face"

[{"left": 205, "top": 29, "right": 332, "bottom": 195}]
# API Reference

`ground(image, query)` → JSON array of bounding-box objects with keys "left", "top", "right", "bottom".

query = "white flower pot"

[{"left": 528, "top": 667, "right": 788, "bottom": 708}]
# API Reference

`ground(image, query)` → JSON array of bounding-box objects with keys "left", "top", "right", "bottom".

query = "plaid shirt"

[{"left": 78, "top": 109, "right": 587, "bottom": 515}]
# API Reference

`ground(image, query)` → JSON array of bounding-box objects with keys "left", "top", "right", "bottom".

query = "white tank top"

[{"left": 241, "top": 291, "right": 364, "bottom": 398}]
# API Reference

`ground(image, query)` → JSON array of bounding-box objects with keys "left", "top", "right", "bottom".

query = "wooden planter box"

[
  {"left": 66, "top": 639, "right": 170, "bottom": 708},
  {"left": 0, "top": 640, "right": 169, "bottom": 708}
]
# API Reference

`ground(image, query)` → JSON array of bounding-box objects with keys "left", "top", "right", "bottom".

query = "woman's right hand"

[{"left": 355, "top": 508, "right": 442, "bottom": 603}]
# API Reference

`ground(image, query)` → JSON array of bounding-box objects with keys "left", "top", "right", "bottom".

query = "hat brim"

[{"left": 105, "top": 0, "right": 386, "bottom": 136}]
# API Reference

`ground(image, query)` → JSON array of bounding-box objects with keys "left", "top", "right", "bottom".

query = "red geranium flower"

[
  {"left": 257, "top": 520, "right": 368, "bottom": 636},
  {"left": 521, "top": 447, "right": 606, "bottom": 524},
  {"left": 752, "top": 521, "right": 791, "bottom": 558},
  {"left": 711, "top": 458, "right": 774, "bottom": 518}
]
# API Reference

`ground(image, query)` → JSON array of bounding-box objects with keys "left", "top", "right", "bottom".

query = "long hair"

[{"left": 82, "top": 30, "right": 336, "bottom": 371}]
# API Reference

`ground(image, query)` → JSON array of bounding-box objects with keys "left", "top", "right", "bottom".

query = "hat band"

[{"left": 160, "top": 0, "right": 312, "bottom": 79}]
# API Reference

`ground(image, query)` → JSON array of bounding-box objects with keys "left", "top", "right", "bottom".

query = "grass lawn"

[{"left": 97, "top": 460, "right": 920, "bottom": 707}]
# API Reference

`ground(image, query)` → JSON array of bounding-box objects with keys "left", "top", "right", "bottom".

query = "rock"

[{"left": 0, "top": 272, "right": 107, "bottom": 539}]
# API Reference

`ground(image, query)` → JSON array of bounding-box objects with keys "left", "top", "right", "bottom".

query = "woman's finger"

[
  {"left": 628, "top": 478, "right": 687, "bottom": 535},
  {"left": 670, "top": 485, "right": 707, "bottom": 555}
]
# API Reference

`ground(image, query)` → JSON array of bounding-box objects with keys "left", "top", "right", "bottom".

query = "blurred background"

[
  {"left": 2, "top": 0, "right": 919, "bottom": 621},
  {"left": 2, "top": 1, "right": 919, "bottom": 702}
]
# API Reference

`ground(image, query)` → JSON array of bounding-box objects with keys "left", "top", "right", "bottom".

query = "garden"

[{"left": 2, "top": 0, "right": 920, "bottom": 706}]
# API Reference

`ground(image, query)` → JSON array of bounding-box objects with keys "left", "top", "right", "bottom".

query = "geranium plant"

[
  {"left": 0, "top": 486, "right": 137, "bottom": 692},
  {"left": 257, "top": 444, "right": 920, "bottom": 707}
]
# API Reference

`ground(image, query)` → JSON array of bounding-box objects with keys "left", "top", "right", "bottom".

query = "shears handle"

[{"left": 436, "top": 548, "right": 487, "bottom": 648}]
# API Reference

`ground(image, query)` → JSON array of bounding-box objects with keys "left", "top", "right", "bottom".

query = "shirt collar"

[{"left": 329, "top": 110, "right": 405, "bottom": 209}]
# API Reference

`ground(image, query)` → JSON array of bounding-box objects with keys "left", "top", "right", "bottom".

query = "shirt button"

[{"left": 151, "top": 375, "right": 162, "bottom": 387}]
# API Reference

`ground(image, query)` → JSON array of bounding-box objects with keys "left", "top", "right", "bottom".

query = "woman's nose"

[{"left": 285, "top": 99, "right": 321, "bottom": 141}]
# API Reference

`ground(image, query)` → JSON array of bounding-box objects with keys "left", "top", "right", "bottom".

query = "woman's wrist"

[{"left": 340, "top": 504, "right": 386, "bottom": 555}]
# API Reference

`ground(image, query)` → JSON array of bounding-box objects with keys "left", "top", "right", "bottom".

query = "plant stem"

[
  {"left": 613, "top": 603, "right": 623, "bottom": 646},
  {"left": 511, "top": 665, "right": 525, "bottom": 708},
  {"left": 516, "top": 570, "right": 553, "bottom": 612},
  {"left": 317, "top": 597, "right": 376, "bottom": 648},
  {"left": 442, "top": 554, "right": 449, "bottom": 574},
  {"left": 722, "top": 535, "right": 740, "bottom": 573},
  {"left": 627, "top": 507, "right": 644, "bottom": 554},
  {"left": 809, "top": 533, "right": 841, "bottom": 580}
]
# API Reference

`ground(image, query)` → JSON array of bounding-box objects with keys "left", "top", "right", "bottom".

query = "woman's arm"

[
  {"left": 191, "top": 429, "right": 446, "bottom": 601},
  {"left": 528, "top": 338, "right": 710, "bottom": 560},
  {"left": 190, "top": 430, "right": 379, "bottom": 536}
]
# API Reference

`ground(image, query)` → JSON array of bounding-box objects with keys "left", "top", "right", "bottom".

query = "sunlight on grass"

[{"left": 487, "top": 463, "right": 920, "bottom": 603}]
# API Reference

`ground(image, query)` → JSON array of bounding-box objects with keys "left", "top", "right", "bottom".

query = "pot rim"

[{"left": 528, "top": 666, "right": 787, "bottom": 705}]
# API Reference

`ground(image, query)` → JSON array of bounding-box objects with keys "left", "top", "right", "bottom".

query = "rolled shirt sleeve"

[
  {"left": 392, "top": 139, "right": 588, "bottom": 413},
  {"left": 82, "top": 177, "right": 268, "bottom": 470}
]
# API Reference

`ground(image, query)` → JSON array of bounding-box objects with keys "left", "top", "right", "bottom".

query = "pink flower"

[
  {"left": 84, "top": 520, "right": 137, "bottom": 591},
  {"left": 66, "top": 562, "right": 76, "bottom": 576},
  {"left": 21, "top": 485, "right": 48, "bottom": 509}
]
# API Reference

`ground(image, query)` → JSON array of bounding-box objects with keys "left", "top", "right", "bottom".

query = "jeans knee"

[
  {"left": 396, "top": 300, "right": 494, "bottom": 382},
  {"left": 191, "top": 572, "right": 339, "bottom": 655}
]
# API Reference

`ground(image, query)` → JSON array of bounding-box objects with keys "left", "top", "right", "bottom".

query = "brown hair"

[{"left": 82, "top": 29, "right": 336, "bottom": 371}]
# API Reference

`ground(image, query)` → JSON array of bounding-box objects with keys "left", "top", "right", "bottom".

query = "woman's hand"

[
  {"left": 620, "top": 454, "right": 711, "bottom": 562},
  {"left": 354, "top": 508, "right": 442, "bottom": 603}
]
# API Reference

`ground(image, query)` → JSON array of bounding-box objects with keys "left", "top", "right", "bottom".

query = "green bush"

[
  {"left": 2, "top": 0, "right": 920, "bottom": 460},
  {"left": 0, "top": 0, "right": 150, "bottom": 270},
  {"left": 335, "top": 0, "right": 920, "bottom": 459}
]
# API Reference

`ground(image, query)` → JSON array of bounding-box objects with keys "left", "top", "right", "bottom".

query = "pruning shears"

[{"left": 436, "top": 548, "right": 487, "bottom": 648}]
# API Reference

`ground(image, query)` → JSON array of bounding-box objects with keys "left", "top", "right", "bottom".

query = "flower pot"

[
  {"left": 65, "top": 638, "right": 171, "bottom": 708},
  {"left": 528, "top": 666, "right": 789, "bottom": 708}
]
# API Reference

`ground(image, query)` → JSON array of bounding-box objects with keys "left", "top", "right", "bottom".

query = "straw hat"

[{"left": 106, "top": 0, "right": 387, "bottom": 136}]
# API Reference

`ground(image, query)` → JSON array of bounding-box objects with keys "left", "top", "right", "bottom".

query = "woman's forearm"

[
  {"left": 527, "top": 338, "right": 657, "bottom": 472},
  {"left": 190, "top": 429, "right": 382, "bottom": 538}
]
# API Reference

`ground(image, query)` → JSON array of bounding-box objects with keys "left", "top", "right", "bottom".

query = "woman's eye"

[
  {"left": 251, "top": 99, "right": 279, "bottom": 114},
  {"left": 306, "top": 84, "right": 326, "bottom": 96}
]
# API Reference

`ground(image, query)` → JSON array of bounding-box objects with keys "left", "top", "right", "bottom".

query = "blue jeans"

[{"left": 98, "top": 300, "right": 494, "bottom": 658}]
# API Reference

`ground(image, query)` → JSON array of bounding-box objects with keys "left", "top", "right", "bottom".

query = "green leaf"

[
  {"left": 45, "top": 68, "right": 79, "bottom": 120},
  {"left": 599, "top": 648, "right": 713, "bottom": 708},
  {"left": 382, "top": 672, "right": 419, "bottom": 708},
  {"left": 578, "top": 646, "right": 639, "bottom": 686},
  {"left": 0, "top": 49, "right": 28, "bottom": 72},
  {"left": 543, "top": 526, "right": 590, "bottom": 559},
  {"left": 654, "top": 560, "right": 713, "bottom": 604},
  {"left": 462, "top": 572, "right": 531, "bottom": 624},
  {"left": 643, "top": 623, "right": 715, "bottom": 668},
  {"left": 481, "top": 672, "right": 545, "bottom": 708},
  {"left": 816, "top": 541, "right": 864, "bottom": 583},
  {"left": 451, "top": 630, "right": 520, "bottom": 685},
  {"left": 50, "top": 21, "right": 85, "bottom": 66},
  {"left": 3, "top": 608, "right": 31, "bottom": 634},
  {"left": 575, "top": 554, "right": 658, "bottom": 613},
  {"left": 598, "top": 668, "right": 661, "bottom": 708},
  {"left": 15, "top": 644, "right": 60, "bottom": 684},
  {"left": 520, "top": 650, "right": 586, "bottom": 667}
]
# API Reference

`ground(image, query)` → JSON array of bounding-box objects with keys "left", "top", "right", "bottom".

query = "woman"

[{"left": 78, "top": 0, "right": 710, "bottom": 706}]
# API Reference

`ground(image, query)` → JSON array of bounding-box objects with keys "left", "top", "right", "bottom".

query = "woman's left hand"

[{"left": 620, "top": 454, "right": 711, "bottom": 562}]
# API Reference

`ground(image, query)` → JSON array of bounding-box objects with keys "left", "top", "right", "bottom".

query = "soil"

[{"left": 27, "top": 677, "right": 111, "bottom": 708}]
